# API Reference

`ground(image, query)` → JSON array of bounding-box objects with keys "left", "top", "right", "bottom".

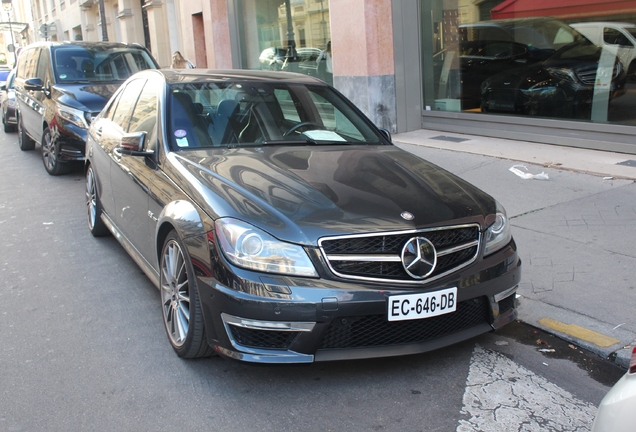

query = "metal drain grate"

[
  {"left": 430, "top": 135, "right": 469, "bottom": 143},
  {"left": 616, "top": 160, "right": 636, "bottom": 167}
]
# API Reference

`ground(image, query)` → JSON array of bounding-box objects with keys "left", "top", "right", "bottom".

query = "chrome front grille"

[
  {"left": 577, "top": 62, "right": 622, "bottom": 85},
  {"left": 319, "top": 225, "right": 481, "bottom": 284}
]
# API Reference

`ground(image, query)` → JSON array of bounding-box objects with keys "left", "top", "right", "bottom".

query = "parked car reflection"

[
  {"left": 480, "top": 37, "right": 627, "bottom": 119},
  {"left": 1, "top": 68, "right": 16, "bottom": 132},
  {"left": 435, "top": 18, "right": 583, "bottom": 110},
  {"left": 283, "top": 47, "right": 322, "bottom": 77},
  {"left": 572, "top": 22, "right": 636, "bottom": 80},
  {"left": 258, "top": 47, "right": 287, "bottom": 70}
]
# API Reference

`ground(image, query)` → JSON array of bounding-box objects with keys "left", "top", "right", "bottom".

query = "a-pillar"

[{"left": 329, "top": 0, "right": 396, "bottom": 132}]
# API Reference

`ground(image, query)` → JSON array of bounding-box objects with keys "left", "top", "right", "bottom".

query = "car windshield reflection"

[{"left": 167, "top": 81, "right": 383, "bottom": 149}]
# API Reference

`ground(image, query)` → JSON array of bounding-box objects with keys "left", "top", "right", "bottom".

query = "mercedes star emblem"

[{"left": 401, "top": 237, "right": 437, "bottom": 279}]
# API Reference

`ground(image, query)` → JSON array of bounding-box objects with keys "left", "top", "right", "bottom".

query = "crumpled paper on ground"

[{"left": 509, "top": 164, "right": 549, "bottom": 180}]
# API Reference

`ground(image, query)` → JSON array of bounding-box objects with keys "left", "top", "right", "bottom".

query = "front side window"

[
  {"left": 604, "top": 28, "right": 632, "bottom": 47},
  {"left": 52, "top": 46, "right": 157, "bottom": 83},
  {"left": 129, "top": 80, "right": 159, "bottom": 151},
  {"left": 166, "top": 80, "right": 381, "bottom": 150},
  {"left": 111, "top": 78, "right": 146, "bottom": 131},
  {"left": 17, "top": 48, "right": 39, "bottom": 79}
]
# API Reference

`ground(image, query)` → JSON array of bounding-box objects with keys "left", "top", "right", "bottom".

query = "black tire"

[
  {"left": 85, "top": 164, "right": 110, "bottom": 237},
  {"left": 2, "top": 111, "right": 15, "bottom": 132},
  {"left": 3, "top": 120, "right": 15, "bottom": 133},
  {"left": 17, "top": 114, "right": 35, "bottom": 151},
  {"left": 42, "top": 127, "right": 73, "bottom": 176},
  {"left": 160, "top": 230, "right": 215, "bottom": 358}
]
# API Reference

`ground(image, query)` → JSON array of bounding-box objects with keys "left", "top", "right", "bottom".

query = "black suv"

[{"left": 15, "top": 41, "right": 159, "bottom": 175}]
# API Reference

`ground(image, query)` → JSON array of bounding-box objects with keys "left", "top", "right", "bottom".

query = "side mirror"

[
  {"left": 379, "top": 128, "right": 392, "bottom": 143},
  {"left": 119, "top": 131, "right": 154, "bottom": 156},
  {"left": 24, "top": 77, "right": 43, "bottom": 91}
]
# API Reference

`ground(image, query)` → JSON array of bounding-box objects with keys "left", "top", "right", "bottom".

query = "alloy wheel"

[
  {"left": 161, "top": 239, "right": 191, "bottom": 347},
  {"left": 42, "top": 130, "right": 57, "bottom": 172},
  {"left": 86, "top": 167, "right": 98, "bottom": 230}
]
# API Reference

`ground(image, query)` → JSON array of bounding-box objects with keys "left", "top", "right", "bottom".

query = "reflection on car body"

[
  {"left": 481, "top": 37, "right": 627, "bottom": 119},
  {"left": 85, "top": 69, "right": 520, "bottom": 363}
]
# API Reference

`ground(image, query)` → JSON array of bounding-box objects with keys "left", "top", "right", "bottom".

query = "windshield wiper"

[{"left": 260, "top": 139, "right": 318, "bottom": 146}]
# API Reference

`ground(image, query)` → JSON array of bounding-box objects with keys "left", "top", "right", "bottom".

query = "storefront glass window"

[
  {"left": 236, "top": 0, "right": 332, "bottom": 84},
  {"left": 422, "top": 0, "right": 636, "bottom": 125}
]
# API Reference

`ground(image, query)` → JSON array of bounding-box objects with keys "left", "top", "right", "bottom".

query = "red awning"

[{"left": 491, "top": 0, "right": 636, "bottom": 20}]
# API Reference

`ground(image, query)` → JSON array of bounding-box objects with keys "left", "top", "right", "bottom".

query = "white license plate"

[{"left": 387, "top": 287, "right": 457, "bottom": 322}]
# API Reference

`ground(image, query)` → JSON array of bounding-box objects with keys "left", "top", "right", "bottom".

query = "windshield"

[
  {"left": 53, "top": 46, "right": 157, "bottom": 83},
  {"left": 167, "top": 81, "right": 383, "bottom": 150},
  {"left": 547, "top": 38, "right": 600, "bottom": 62}
]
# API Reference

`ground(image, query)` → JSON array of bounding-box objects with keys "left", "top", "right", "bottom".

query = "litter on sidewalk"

[{"left": 509, "top": 164, "right": 550, "bottom": 180}]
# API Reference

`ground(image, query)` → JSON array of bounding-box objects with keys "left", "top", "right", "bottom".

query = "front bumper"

[
  {"left": 483, "top": 79, "right": 626, "bottom": 119},
  {"left": 196, "top": 239, "right": 521, "bottom": 364},
  {"left": 50, "top": 119, "right": 89, "bottom": 162}
]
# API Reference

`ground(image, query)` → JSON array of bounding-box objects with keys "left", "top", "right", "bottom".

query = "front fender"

[{"left": 155, "top": 200, "right": 215, "bottom": 278}]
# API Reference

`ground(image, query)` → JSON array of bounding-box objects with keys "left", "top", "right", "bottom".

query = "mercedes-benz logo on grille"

[{"left": 401, "top": 237, "right": 437, "bottom": 279}]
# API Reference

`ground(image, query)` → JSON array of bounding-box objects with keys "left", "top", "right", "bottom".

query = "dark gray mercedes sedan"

[{"left": 85, "top": 69, "right": 520, "bottom": 363}]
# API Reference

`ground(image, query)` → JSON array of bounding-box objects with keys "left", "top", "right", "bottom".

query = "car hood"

[
  {"left": 52, "top": 82, "right": 121, "bottom": 113},
  {"left": 168, "top": 145, "right": 496, "bottom": 245},
  {"left": 483, "top": 63, "right": 543, "bottom": 88}
]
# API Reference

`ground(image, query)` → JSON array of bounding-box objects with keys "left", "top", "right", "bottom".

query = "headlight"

[
  {"left": 484, "top": 201, "right": 511, "bottom": 255},
  {"left": 214, "top": 218, "right": 318, "bottom": 277},
  {"left": 56, "top": 104, "right": 90, "bottom": 129},
  {"left": 545, "top": 67, "right": 577, "bottom": 83}
]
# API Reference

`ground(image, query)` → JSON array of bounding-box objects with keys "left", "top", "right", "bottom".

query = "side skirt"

[{"left": 101, "top": 212, "right": 160, "bottom": 289}]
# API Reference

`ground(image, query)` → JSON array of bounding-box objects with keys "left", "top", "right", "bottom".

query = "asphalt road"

[{"left": 0, "top": 128, "right": 625, "bottom": 431}]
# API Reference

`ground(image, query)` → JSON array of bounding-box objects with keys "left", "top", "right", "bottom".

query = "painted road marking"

[
  {"left": 539, "top": 318, "right": 620, "bottom": 348},
  {"left": 457, "top": 345, "right": 597, "bottom": 432}
]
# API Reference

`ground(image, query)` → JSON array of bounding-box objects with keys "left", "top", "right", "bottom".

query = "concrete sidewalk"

[{"left": 394, "top": 129, "right": 636, "bottom": 369}]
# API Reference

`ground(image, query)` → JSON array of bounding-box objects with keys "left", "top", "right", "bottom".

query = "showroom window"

[
  {"left": 422, "top": 1, "right": 636, "bottom": 125},
  {"left": 235, "top": 0, "right": 332, "bottom": 84}
]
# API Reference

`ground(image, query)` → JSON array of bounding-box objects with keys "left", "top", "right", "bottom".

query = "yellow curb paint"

[{"left": 539, "top": 318, "right": 620, "bottom": 348}]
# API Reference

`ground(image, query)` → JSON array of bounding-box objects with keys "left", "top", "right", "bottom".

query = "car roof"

[
  {"left": 24, "top": 41, "right": 148, "bottom": 51},
  {"left": 571, "top": 22, "right": 636, "bottom": 29},
  {"left": 149, "top": 69, "right": 327, "bottom": 85},
  {"left": 460, "top": 17, "right": 562, "bottom": 29}
]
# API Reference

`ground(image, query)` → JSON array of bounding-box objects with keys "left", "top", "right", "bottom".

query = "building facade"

[{"left": 16, "top": 0, "right": 636, "bottom": 153}]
